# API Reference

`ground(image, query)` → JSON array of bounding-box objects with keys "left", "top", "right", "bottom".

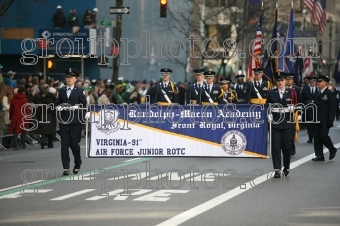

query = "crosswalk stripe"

[{"left": 50, "top": 189, "right": 96, "bottom": 201}]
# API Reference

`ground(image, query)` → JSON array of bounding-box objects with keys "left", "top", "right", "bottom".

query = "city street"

[{"left": 0, "top": 123, "right": 340, "bottom": 226}]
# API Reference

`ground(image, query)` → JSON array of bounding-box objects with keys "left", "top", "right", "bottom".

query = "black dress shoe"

[
  {"left": 73, "top": 164, "right": 81, "bottom": 174},
  {"left": 307, "top": 140, "right": 313, "bottom": 143},
  {"left": 283, "top": 168, "right": 289, "bottom": 177},
  {"left": 273, "top": 171, "right": 281, "bottom": 178},
  {"left": 329, "top": 148, "right": 337, "bottom": 160},
  {"left": 63, "top": 170, "right": 70, "bottom": 176},
  {"left": 312, "top": 156, "right": 325, "bottom": 161},
  {"left": 20, "top": 145, "right": 25, "bottom": 149}
]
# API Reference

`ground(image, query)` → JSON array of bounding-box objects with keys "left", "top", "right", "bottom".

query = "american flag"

[
  {"left": 304, "top": 0, "right": 327, "bottom": 33},
  {"left": 248, "top": 9, "right": 262, "bottom": 78},
  {"left": 302, "top": 51, "right": 315, "bottom": 78}
]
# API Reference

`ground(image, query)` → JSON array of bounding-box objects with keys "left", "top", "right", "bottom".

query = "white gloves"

[
  {"left": 268, "top": 114, "right": 273, "bottom": 122},
  {"left": 288, "top": 105, "right": 294, "bottom": 112},
  {"left": 56, "top": 106, "right": 63, "bottom": 111},
  {"left": 297, "top": 115, "right": 301, "bottom": 121},
  {"left": 85, "top": 112, "right": 91, "bottom": 119}
]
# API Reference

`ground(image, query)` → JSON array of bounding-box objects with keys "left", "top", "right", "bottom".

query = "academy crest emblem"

[
  {"left": 96, "top": 109, "right": 120, "bottom": 135},
  {"left": 221, "top": 130, "right": 247, "bottom": 155}
]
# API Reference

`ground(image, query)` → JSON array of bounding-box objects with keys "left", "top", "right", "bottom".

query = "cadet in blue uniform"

[
  {"left": 186, "top": 68, "right": 206, "bottom": 105},
  {"left": 266, "top": 72, "right": 295, "bottom": 178},
  {"left": 246, "top": 68, "right": 272, "bottom": 104},
  {"left": 219, "top": 77, "right": 238, "bottom": 104},
  {"left": 201, "top": 71, "right": 223, "bottom": 105},
  {"left": 300, "top": 76, "right": 318, "bottom": 143},
  {"left": 233, "top": 74, "right": 248, "bottom": 104},
  {"left": 56, "top": 68, "right": 87, "bottom": 176},
  {"left": 146, "top": 68, "right": 179, "bottom": 105},
  {"left": 312, "top": 74, "right": 337, "bottom": 161}
]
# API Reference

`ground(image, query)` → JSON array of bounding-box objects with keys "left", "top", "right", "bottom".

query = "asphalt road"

[{"left": 0, "top": 123, "right": 340, "bottom": 226}]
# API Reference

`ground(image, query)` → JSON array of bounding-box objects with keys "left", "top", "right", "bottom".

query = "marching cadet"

[
  {"left": 266, "top": 71, "right": 295, "bottom": 178},
  {"left": 245, "top": 67, "right": 272, "bottom": 104},
  {"left": 312, "top": 74, "right": 337, "bottom": 161},
  {"left": 56, "top": 68, "right": 87, "bottom": 176},
  {"left": 219, "top": 77, "right": 238, "bottom": 104},
  {"left": 285, "top": 73, "right": 301, "bottom": 156},
  {"left": 300, "top": 76, "right": 318, "bottom": 143},
  {"left": 233, "top": 74, "right": 248, "bottom": 104},
  {"left": 201, "top": 71, "right": 223, "bottom": 105},
  {"left": 146, "top": 68, "right": 179, "bottom": 105},
  {"left": 186, "top": 68, "right": 206, "bottom": 105}
]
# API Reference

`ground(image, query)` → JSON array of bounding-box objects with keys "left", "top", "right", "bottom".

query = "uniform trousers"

[
  {"left": 271, "top": 127, "right": 294, "bottom": 170},
  {"left": 313, "top": 123, "right": 336, "bottom": 157},
  {"left": 59, "top": 123, "right": 82, "bottom": 169}
]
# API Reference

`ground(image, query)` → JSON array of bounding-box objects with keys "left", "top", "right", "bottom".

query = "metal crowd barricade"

[
  {"left": 0, "top": 109, "right": 39, "bottom": 150},
  {"left": 0, "top": 109, "right": 11, "bottom": 150}
]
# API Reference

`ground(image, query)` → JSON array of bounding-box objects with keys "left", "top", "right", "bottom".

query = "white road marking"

[
  {"left": 113, "top": 189, "right": 152, "bottom": 200},
  {"left": 156, "top": 142, "right": 340, "bottom": 226},
  {"left": 0, "top": 180, "right": 43, "bottom": 193},
  {"left": 50, "top": 189, "right": 96, "bottom": 201},
  {"left": 134, "top": 190, "right": 189, "bottom": 202},
  {"left": 124, "top": 158, "right": 141, "bottom": 162},
  {"left": 0, "top": 189, "right": 53, "bottom": 200}
]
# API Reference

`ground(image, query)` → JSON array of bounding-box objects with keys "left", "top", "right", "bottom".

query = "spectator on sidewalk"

[
  {"left": 4, "top": 71, "right": 16, "bottom": 88},
  {"left": 9, "top": 85, "right": 30, "bottom": 150},
  {"left": 0, "top": 85, "right": 13, "bottom": 148}
]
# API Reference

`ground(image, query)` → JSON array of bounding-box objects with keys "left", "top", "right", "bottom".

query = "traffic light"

[
  {"left": 160, "top": 0, "right": 167, "bottom": 18},
  {"left": 47, "top": 60, "right": 53, "bottom": 69}
]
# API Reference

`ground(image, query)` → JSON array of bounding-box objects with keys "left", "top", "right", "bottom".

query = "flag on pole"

[
  {"left": 333, "top": 47, "right": 340, "bottom": 83},
  {"left": 262, "top": 7, "right": 278, "bottom": 83},
  {"left": 302, "top": 51, "right": 315, "bottom": 79},
  {"left": 303, "top": 0, "right": 327, "bottom": 33},
  {"left": 247, "top": 7, "right": 263, "bottom": 79},
  {"left": 277, "top": 7, "right": 295, "bottom": 73}
]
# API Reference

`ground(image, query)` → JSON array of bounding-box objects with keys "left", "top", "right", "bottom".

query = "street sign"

[
  {"left": 98, "top": 20, "right": 116, "bottom": 27},
  {"left": 109, "top": 7, "right": 130, "bottom": 14}
]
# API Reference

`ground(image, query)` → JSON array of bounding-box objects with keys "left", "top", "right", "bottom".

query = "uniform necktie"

[
  {"left": 280, "top": 91, "right": 284, "bottom": 99},
  {"left": 67, "top": 88, "right": 72, "bottom": 98},
  {"left": 164, "top": 83, "right": 167, "bottom": 88},
  {"left": 257, "top": 82, "right": 260, "bottom": 88}
]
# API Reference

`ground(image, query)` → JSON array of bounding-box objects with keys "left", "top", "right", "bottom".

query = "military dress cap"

[
  {"left": 193, "top": 68, "right": 205, "bottom": 74},
  {"left": 286, "top": 73, "right": 295, "bottom": 79},
  {"left": 220, "top": 77, "right": 231, "bottom": 84},
  {"left": 274, "top": 71, "right": 288, "bottom": 80},
  {"left": 160, "top": 68, "right": 172, "bottom": 74},
  {"left": 235, "top": 74, "right": 245, "bottom": 80},
  {"left": 203, "top": 71, "right": 215, "bottom": 77},
  {"left": 7, "top": 70, "right": 16, "bottom": 75},
  {"left": 317, "top": 74, "right": 330, "bottom": 82},
  {"left": 307, "top": 76, "right": 317, "bottom": 82},
  {"left": 57, "top": 5, "right": 62, "bottom": 9},
  {"left": 252, "top": 67, "right": 264, "bottom": 74},
  {"left": 65, "top": 68, "right": 80, "bottom": 77}
]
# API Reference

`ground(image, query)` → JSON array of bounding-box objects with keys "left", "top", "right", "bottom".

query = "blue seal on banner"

[{"left": 221, "top": 130, "right": 247, "bottom": 155}]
